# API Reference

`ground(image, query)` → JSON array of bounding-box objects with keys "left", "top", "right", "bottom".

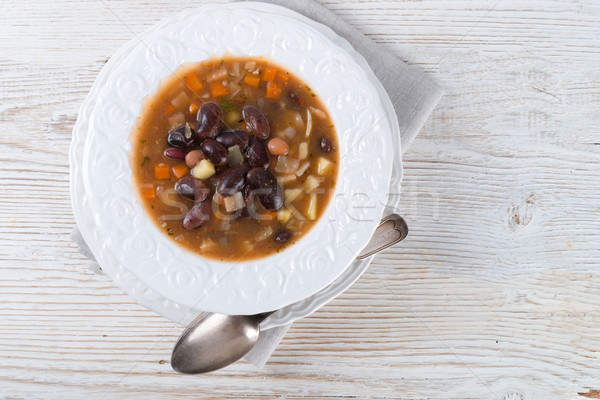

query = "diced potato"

[
  {"left": 284, "top": 188, "right": 303, "bottom": 203},
  {"left": 317, "top": 157, "right": 332, "bottom": 175},
  {"left": 304, "top": 175, "right": 322, "bottom": 192},
  {"left": 298, "top": 142, "right": 308, "bottom": 160},
  {"left": 224, "top": 191, "right": 244, "bottom": 212},
  {"left": 191, "top": 159, "right": 215, "bottom": 180},
  {"left": 277, "top": 208, "right": 292, "bottom": 224},
  {"left": 225, "top": 110, "right": 241, "bottom": 126},
  {"left": 306, "top": 193, "right": 317, "bottom": 220}
]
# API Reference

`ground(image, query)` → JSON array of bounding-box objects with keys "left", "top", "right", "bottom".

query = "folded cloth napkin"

[{"left": 72, "top": 0, "right": 443, "bottom": 370}]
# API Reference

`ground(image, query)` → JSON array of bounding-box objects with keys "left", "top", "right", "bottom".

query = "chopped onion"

[
  {"left": 171, "top": 91, "right": 189, "bottom": 109},
  {"left": 232, "top": 72, "right": 245, "bottom": 85},
  {"left": 168, "top": 112, "right": 186, "bottom": 130},
  {"left": 224, "top": 192, "right": 244, "bottom": 212},
  {"left": 295, "top": 161, "right": 310, "bottom": 176},
  {"left": 227, "top": 145, "right": 244, "bottom": 167},
  {"left": 284, "top": 126, "right": 297, "bottom": 139},
  {"left": 245, "top": 61, "right": 257, "bottom": 71},
  {"left": 207, "top": 67, "right": 228, "bottom": 82},
  {"left": 275, "top": 156, "right": 300, "bottom": 173},
  {"left": 199, "top": 238, "right": 216, "bottom": 251},
  {"left": 258, "top": 97, "right": 265, "bottom": 108},
  {"left": 309, "top": 106, "right": 327, "bottom": 119},
  {"left": 255, "top": 226, "right": 273, "bottom": 242},
  {"left": 228, "top": 82, "right": 241, "bottom": 99},
  {"left": 305, "top": 109, "right": 312, "bottom": 137},
  {"left": 293, "top": 111, "right": 304, "bottom": 128},
  {"left": 276, "top": 174, "right": 297, "bottom": 186},
  {"left": 231, "top": 62, "right": 240, "bottom": 77},
  {"left": 219, "top": 219, "right": 232, "bottom": 231}
]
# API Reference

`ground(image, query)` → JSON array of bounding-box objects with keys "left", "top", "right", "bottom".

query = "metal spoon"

[{"left": 171, "top": 214, "right": 409, "bottom": 374}]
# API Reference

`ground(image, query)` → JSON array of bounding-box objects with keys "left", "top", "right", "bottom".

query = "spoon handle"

[
  {"left": 260, "top": 214, "right": 407, "bottom": 320},
  {"left": 356, "top": 214, "right": 408, "bottom": 259}
]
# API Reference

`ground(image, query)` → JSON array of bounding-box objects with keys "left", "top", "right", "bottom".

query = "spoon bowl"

[{"left": 172, "top": 312, "right": 269, "bottom": 374}]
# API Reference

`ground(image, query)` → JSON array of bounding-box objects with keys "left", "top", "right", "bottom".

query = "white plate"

[{"left": 70, "top": 2, "right": 395, "bottom": 316}]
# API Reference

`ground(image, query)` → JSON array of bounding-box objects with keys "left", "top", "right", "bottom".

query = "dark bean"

[
  {"left": 196, "top": 102, "right": 222, "bottom": 139},
  {"left": 167, "top": 123, "right": 197, "bottom": 149},
  {"left": 274, "top": 228, "right": 292, "bottom": 243},
  {"left": 245, "top": 139, "right": 270, "bottom": 169},
  {"left": 174, "top": 176, "right": 208, "bottom": 202},
  {"left": 246, "top": 167, "right": 283, "bottom": 211},
  {"left": 242, "top": 185, "right": 253, "bottom": 204},
  {"left": 287, "top": 90, "right": 302, "bottom": 107},
  {"left": 216, "top": 164, "right": 250, "bottom": 197},
  {"left": 201, "top": 139, "right": 228, "bottom": 166},
  {"left": 242, "top": 105, "right": 270, "bottom": 139},
  {"left": 216, "top": 130, "right": 249, "bottom": 149},
  {"left": 164, "top": 147, "right": 186, "bottom": 160},
  {"left": 183, "top": 201, "right": 212, "bottom": 230},
  {"left": 320, "top": 137, "right": 332, "bottom": 153}
]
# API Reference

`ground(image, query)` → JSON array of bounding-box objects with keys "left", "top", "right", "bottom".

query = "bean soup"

[{"left": 131, "top": 56, "right": 339, "bottom": 261}]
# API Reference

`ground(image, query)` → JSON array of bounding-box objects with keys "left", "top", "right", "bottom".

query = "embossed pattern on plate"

[{"left": 70, "top": 2, "right": 398, "bottom": 320}]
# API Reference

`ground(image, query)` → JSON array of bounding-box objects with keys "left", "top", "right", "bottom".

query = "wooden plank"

[{"left": 1, "top": 0, "right": 599, "bottom": 399}]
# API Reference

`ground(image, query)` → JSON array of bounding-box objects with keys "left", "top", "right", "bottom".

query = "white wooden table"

[{"left": 1, "top": 1, "right": 599, "bottom": 399}]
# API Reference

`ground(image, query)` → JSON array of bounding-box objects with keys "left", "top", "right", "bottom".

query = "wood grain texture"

[{"left": 1, "top": 0, "right": 599, "bottom": 399}]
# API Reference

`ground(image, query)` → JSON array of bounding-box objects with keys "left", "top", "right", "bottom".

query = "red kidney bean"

[
  {"left": 242, "top": 105, "right": 270, "bottom": 139},
  {"left": 246, "top": 167, "right": 283, "bottom": 211},
  {"left": 320, "top": 137, "right": 332, "bottom": 153},
  {"left": 174, "top": 176, "right": 208, "bottom": 202},
  {"left": 216, "top": 130, "right": 249, "bottom": 149},
  {"left": 196, "top": 102, "right": 222, "bottom": 139},
  {"left": 245, "top": 139, "right": 270, "bottom": 169},
  {"left": 167, "top": 123, "right": 197, "bottom": 149},
  {"left": 183, "top": 201, "right": 212, "bottom": 230},
  {"left": 216, "top": 164, "right": 250, "bottom": 197},
  {"left": 274, "top": 228, "right": 291, "bottom": 243},
  {"left": 164, "top": 147, "right": 186, "bottom": 160},
  {"left": 201, "top": 139, "right": 228, "bottom": 166}
]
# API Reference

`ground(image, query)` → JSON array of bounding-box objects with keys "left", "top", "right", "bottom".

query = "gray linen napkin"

[{"left": 72, "top": 0, "right": 442, "bottom": 370}]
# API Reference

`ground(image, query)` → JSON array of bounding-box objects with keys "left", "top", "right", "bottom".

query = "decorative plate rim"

[{"left": 70, "top": 2, "right": 396, "bottom": 317}]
